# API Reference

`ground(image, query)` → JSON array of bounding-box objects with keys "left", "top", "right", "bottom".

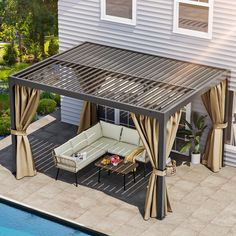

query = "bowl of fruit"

[
  {"left": 101, "top": 158, "right": 111, "bottom": 165},
  {"left": 110, "top": 155, "right": 121, "bottom": 166}
]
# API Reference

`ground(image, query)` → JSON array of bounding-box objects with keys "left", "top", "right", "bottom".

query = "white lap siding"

[{"left": 58, "top": 0, "right": 236, "bottom": 166}]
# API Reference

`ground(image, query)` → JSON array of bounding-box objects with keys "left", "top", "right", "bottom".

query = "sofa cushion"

[
  {"left": 54, "top": 141, "right": 73, "bottom": 156},
  {"left": 90, "top": 137, "right": 118, "bottom": 152},
  {"left": 69, "top": 132, "right": 88, "bottom": 153},
  {"left": 100, "top": 121, "right": 122, "bottom": 141},
  {"left": 62, "top": 148, "right": 74, "bottom": 156},
  {"left": 84, "top": 123, "right": 102, "bottom": 145},
  {"left": 80, "top": 145, "right": 106, "bottom": 159},
  {"left": 77, "top": 145, "right": 106, "bottom": 170},
  {"left": 120, "top": 127, "right": 140, "bottom": 146},
  {"left": 108, "top": 142, "right": 138, "bottom": 157}
]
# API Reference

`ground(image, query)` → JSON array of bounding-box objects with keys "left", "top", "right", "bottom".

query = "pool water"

[{"left": 0, "top": 202, "right": 91, "bottom": 236}]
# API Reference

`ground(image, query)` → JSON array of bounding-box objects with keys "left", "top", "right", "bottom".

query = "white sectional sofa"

[{"left": 53, "top": 121, "right": 149, "bottom": 184}]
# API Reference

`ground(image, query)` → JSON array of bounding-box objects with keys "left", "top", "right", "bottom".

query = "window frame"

[
  {"left": 173, "top": 0, "right": 214, "bottom": 39},
  {"left": 101, "top": 0, "right": 137, "bottom": 25}
]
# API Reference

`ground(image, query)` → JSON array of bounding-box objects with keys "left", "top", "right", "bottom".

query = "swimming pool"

[{"left": 0, "top": 198, "right": 106, "bottom": 236}]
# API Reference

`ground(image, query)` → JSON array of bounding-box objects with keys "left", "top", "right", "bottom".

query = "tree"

[
  {"left": 1, "top": 0, "right": 31, "bottom": 62},
  {"left": 29, "top": 0, "right": 58, "bottom": 59},
  {"left": 0, "top": 23, "right": 16, "bottom": 43},
  {"left": 0, "top": 0, "right": 58, "bottom": 62},
  {"left": 15, "top": 0, "right": 32, "bottom": 62},
  {"left": 0, "top": 0, "right": 7, "bottom": 36},
  {"left": 3, "top": 44, "right": 18, "bottom": 65},
  {"left": 0, "top": 0, "right": 7, "bottom": 27}
]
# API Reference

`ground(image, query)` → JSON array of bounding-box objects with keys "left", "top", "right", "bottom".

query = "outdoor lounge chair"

[{"left": 53, "top": 121, "right": 149, "bottom": 186}]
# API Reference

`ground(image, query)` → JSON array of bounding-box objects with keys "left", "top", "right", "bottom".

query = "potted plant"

[{"left": 179, "top": 112, "right": 207, "bottom": 164}]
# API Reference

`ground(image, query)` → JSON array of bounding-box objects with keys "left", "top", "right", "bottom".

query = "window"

[
  {"left": 173, "top": 0, "right": 214, "bottom": 39},
  {"left": 101, "top": 0, "right": 136, "bottom": 25},
  {"left": 98, "top": 105, "right": 115, "bottom": 123},
  {"left": 98, "top": 105, "right": 135, "bottom": 128},
  {"left": 119, "top": 110, "right": 135, "bottom": 128},
  {"left": 172, "top": 104, "right": 191, "bottom": 155}
]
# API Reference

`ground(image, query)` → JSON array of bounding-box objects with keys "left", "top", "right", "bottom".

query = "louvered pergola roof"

[{"left": 10, "top": 42, "right": 229, "bottom": 119}]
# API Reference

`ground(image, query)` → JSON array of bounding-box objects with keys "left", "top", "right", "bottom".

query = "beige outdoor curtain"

[
  {"left": 131, "top": 110, "right": 182, "bottom": 220},
  {"left": 12, "top": 85, "right": 40, "bottom": 180},
  {"left": 77, "top": 101, "right": 97, "bottom": 133},
  {"left": 201, "top": 80, "right": 227, "bottom": 172}
]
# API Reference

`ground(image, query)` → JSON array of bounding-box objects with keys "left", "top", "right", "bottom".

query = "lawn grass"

[
  {"left": 0, "top": 93, "right": 9, "bottom": 111},
  {"left": 0, "top": 63, "right": 29, "bottom": 81}
]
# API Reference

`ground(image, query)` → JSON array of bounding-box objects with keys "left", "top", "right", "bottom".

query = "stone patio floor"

[{"left": 0, "top": 116, "right": 236, "bottom": 236}]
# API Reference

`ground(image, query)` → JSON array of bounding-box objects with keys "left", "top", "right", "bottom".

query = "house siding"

[
  {"left": 225, "top": 145, "right": 236, "bottom": 167},
  {"left": 58, "top": 0, "right": 236, "bottom": 87},
  {"left": 61, "top": 96, "right": 83, "bottom": 126},
  {"left": 58, "top": 0, "right": 236, "bottom": 165}
]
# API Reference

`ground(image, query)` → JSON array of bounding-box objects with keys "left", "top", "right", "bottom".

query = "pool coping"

[{"left": 0, "top": 195, "right": 108, "bottom": 236}]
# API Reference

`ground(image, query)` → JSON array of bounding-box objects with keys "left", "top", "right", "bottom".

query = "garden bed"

[{"left": 0, "top": 91, "right": 60, "bottom": 137}]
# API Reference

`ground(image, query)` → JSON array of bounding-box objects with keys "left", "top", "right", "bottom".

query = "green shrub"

[
  {"left": 40, "top": 91, "right": 60, "bottom": 106},
  {"left": 0, "top": 69, "right": 10, "bottom": 81},
  {"left": 3, "top": 108, "right": 10, "bottom": 116},
  {"left": 53, "top": 94, "right": 61, "bottom": 106},
  {"left": 0, "top": 94, "right": 9, "bottom": 111},
  {"left": 0, "top": 115, "right": 10, "bottom": 136},
  {"left": 12, "top": 63, "right": 29, "bottom": 71},
  {"left": 0, "top": 108, "right": 10, "bottom": 117},
  {"left": 37, "top": 98, "right": 57, "bottom": 115},
  {"left": 48, "top": 38, "right": 59, "bottom": 56},
  {"left": 40, "top": 91, "right": 54, "bottom": 100},
  {"left": 3, "top": 44, "right": 18, "bottom": 66}
]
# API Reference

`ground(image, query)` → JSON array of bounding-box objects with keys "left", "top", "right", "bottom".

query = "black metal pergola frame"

[{"left": 9, "top": 42, "right": 230, "bottom": 220}]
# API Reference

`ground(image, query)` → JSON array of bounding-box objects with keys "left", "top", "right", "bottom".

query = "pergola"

[{"left": 9, "top": 42, "right": 229, "bottom": 220}]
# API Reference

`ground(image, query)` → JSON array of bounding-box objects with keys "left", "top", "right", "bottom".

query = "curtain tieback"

[
  {"left": 11, "top": 129, "right": 27, "bottom": 136},
  {"left": 153, "top": 168, "right": 166, "bottom": 177},
  {"left": 213, "top": 122, "right": 228, "bottom": 129}
]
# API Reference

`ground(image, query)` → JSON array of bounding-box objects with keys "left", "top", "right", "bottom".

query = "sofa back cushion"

[
  {"left": 84, "top": 122, "right": 103, "bottom": 144},
  {"left": 69, "top": 132, "right": 88, "bottom": 153},
  {"left": 100, "top": 121, "right": 122, "bottom": 141},
  {"left": 54, "top": 141, "right": 73, "bottom": 156},
  {"left": 120, "top": 126, "right": 140, "bottom": 146}
]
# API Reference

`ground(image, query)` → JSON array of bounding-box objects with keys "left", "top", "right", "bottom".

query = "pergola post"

[
  {"left": 9, "top": 77, "right": 16, "bottom": 175},
  {"left": 157, "top": 115, "right": 166, "bottom": 220},
  {"left": 222, "top": 77, "right": 229, "bottom": 167}
]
